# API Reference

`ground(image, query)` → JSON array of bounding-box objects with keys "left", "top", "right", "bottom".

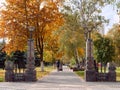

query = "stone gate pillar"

[
  {"left": 108, "top": 63, "right": 116, "bottom": 82},
  {"left": 25, "top": 39, "right": 37, "bottom": 81},
  {"left": 5, "top": 60, "right": 14, "bottom": 82},
  {"left": 85, "top": 38, "right": 96, "bottom": 81}
]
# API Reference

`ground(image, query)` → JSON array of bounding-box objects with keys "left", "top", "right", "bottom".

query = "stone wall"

[{"left": 96, "top": 64, "right": 116, "bottom": 82}]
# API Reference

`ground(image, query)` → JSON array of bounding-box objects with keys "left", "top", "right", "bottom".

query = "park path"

[
  {"left": 0, "top": 66, "right": 120, "bottom": 90},
  {"left": 39, "top": 65, "right": 85, "bottom": 84}
]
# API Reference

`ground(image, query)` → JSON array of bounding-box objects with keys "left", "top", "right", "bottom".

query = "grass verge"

[
  {"left": 116, "top": 67, "right": 120, "bottom": 81},
  {"left": 36, "top": 66, "right": 54, "bottom": 79},
  {"left": 0, "top": 69, "right": 5, "bottom": 82},
  {"left": 75, "top": 71, "right": 84, "bottom": 79}
]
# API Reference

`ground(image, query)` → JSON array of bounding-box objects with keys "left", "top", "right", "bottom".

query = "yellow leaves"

[
  {"left": 56, "top": 51, "right": 64, "bottom": 59},
  {"left": 77, "top": 48, "right": 84, "bottom": 57},
  {"left": 4, "top": 32, "right": 27, "bottom": 54},
  {"left": 44, "top": 50, "right": 52, "bottom": 62},
  {"left": 0, "top": 0, "right": 64, "bottom": 56},
  {"left": 36, "top": 0, "right": 64, "bottom": 50}
]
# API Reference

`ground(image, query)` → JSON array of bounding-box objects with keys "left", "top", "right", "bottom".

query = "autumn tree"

[
  {"left": 58, "top": 13, "right": 85, "bottom": 68},
  {"left": 44, "top": 33, "right": 60, "bottom": 63},
  {"left": 107, "top": 24, "right": 120, "bottom": 66},
  {"left": 0, "top": 0, "right": 64, "bottom": 71}
]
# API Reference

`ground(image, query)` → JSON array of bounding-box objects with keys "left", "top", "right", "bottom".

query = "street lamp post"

[{"left": 25, "top": 26, "right": 37, "bottom": 81}]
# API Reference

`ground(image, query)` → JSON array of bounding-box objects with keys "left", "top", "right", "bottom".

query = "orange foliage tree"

[{"left": 0, "top": 0, "right": 64, "bottom": 67}]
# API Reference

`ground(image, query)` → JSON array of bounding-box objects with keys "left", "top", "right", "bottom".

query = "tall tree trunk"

[
  {"left": 35, "top": 9, "right": 45, "bottom": 72},
  {"left": 34, "top": 0, "right": 45, "bottom": 72},
  {"left": 35, "top": 34, "right": 44, "bottom": 72},
  {"left": 74, "top": 48, "right": 80, "bottom": 68},
  {"left": 41, "top": 61, "right": 44, "bottom": 71},
  {"left": 40, "top": 41, "right": 44, "bottom": 72},
  {"left": 40, "top": 33, "right": 44, "bottom": 72}
]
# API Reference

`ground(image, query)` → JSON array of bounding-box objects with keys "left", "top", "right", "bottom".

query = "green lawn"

[
  {"left": 0, "top": 69, "right": 5, "bottom": 82},
  {"left": 0, "top": 66, "right": 54, "bottom": 82},
  {"left": 75, "top": 67, "right": 120, "bottom": 81},
  {"left": 36, "top": 66, "right": 54, "bottom": 79},
  {"left": 75, "top": 71, "right": 84, "bottom": 79},
  {"left": 116, "top": 67, "right": 120, "bottom": 81}
]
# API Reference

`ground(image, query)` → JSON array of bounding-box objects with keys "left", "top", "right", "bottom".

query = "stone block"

[{"left": 85, "top": 70, "right": 96, "bottom": 81}]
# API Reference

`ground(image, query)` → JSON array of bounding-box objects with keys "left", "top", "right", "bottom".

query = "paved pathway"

[{"left": 0, "top": 66, "right": 120, "bottom": 90}]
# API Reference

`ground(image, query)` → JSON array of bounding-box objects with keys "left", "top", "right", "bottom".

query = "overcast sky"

[{"left": 101, "top": 4, "right": 119, "bottom": 34}]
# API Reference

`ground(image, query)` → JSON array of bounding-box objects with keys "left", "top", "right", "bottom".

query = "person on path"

[
  {"left": 56, "top": 60, "right": 60, "bottom": 71},
  {"left": 59, "top": 61, "right": 63, "bottom": 71}
]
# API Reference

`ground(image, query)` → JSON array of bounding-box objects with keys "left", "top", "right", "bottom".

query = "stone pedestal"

[
  {"left": 108, "top": 72, "right": 116, "bottom": 82},
  {"left": 85, "top": 70, "right": 96, "bottom": 81},
  {"left": 85, "top": 39, "right": 96, "bottom": 81},
  {"left": 5, "top": 61, "right": 14, "bottom": 82},
  {"left": 108, "top": 64, "right": 116, "bottom": 82},
  {"left": 25, "top": 69, "right": 36, "bottom": 81},
  {"left": 25, "top": 39, "right": 37, "bottom": 81}
]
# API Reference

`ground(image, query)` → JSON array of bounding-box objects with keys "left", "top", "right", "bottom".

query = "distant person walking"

[
  {"left": 59, "top": 61, "right": 63, "bottom": 71},
  {"left": 56, "top": 60, "right": 60, "bottom": 71},
  {"left": 56, "top": 60, "right": 63, "bottom": 71}
]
